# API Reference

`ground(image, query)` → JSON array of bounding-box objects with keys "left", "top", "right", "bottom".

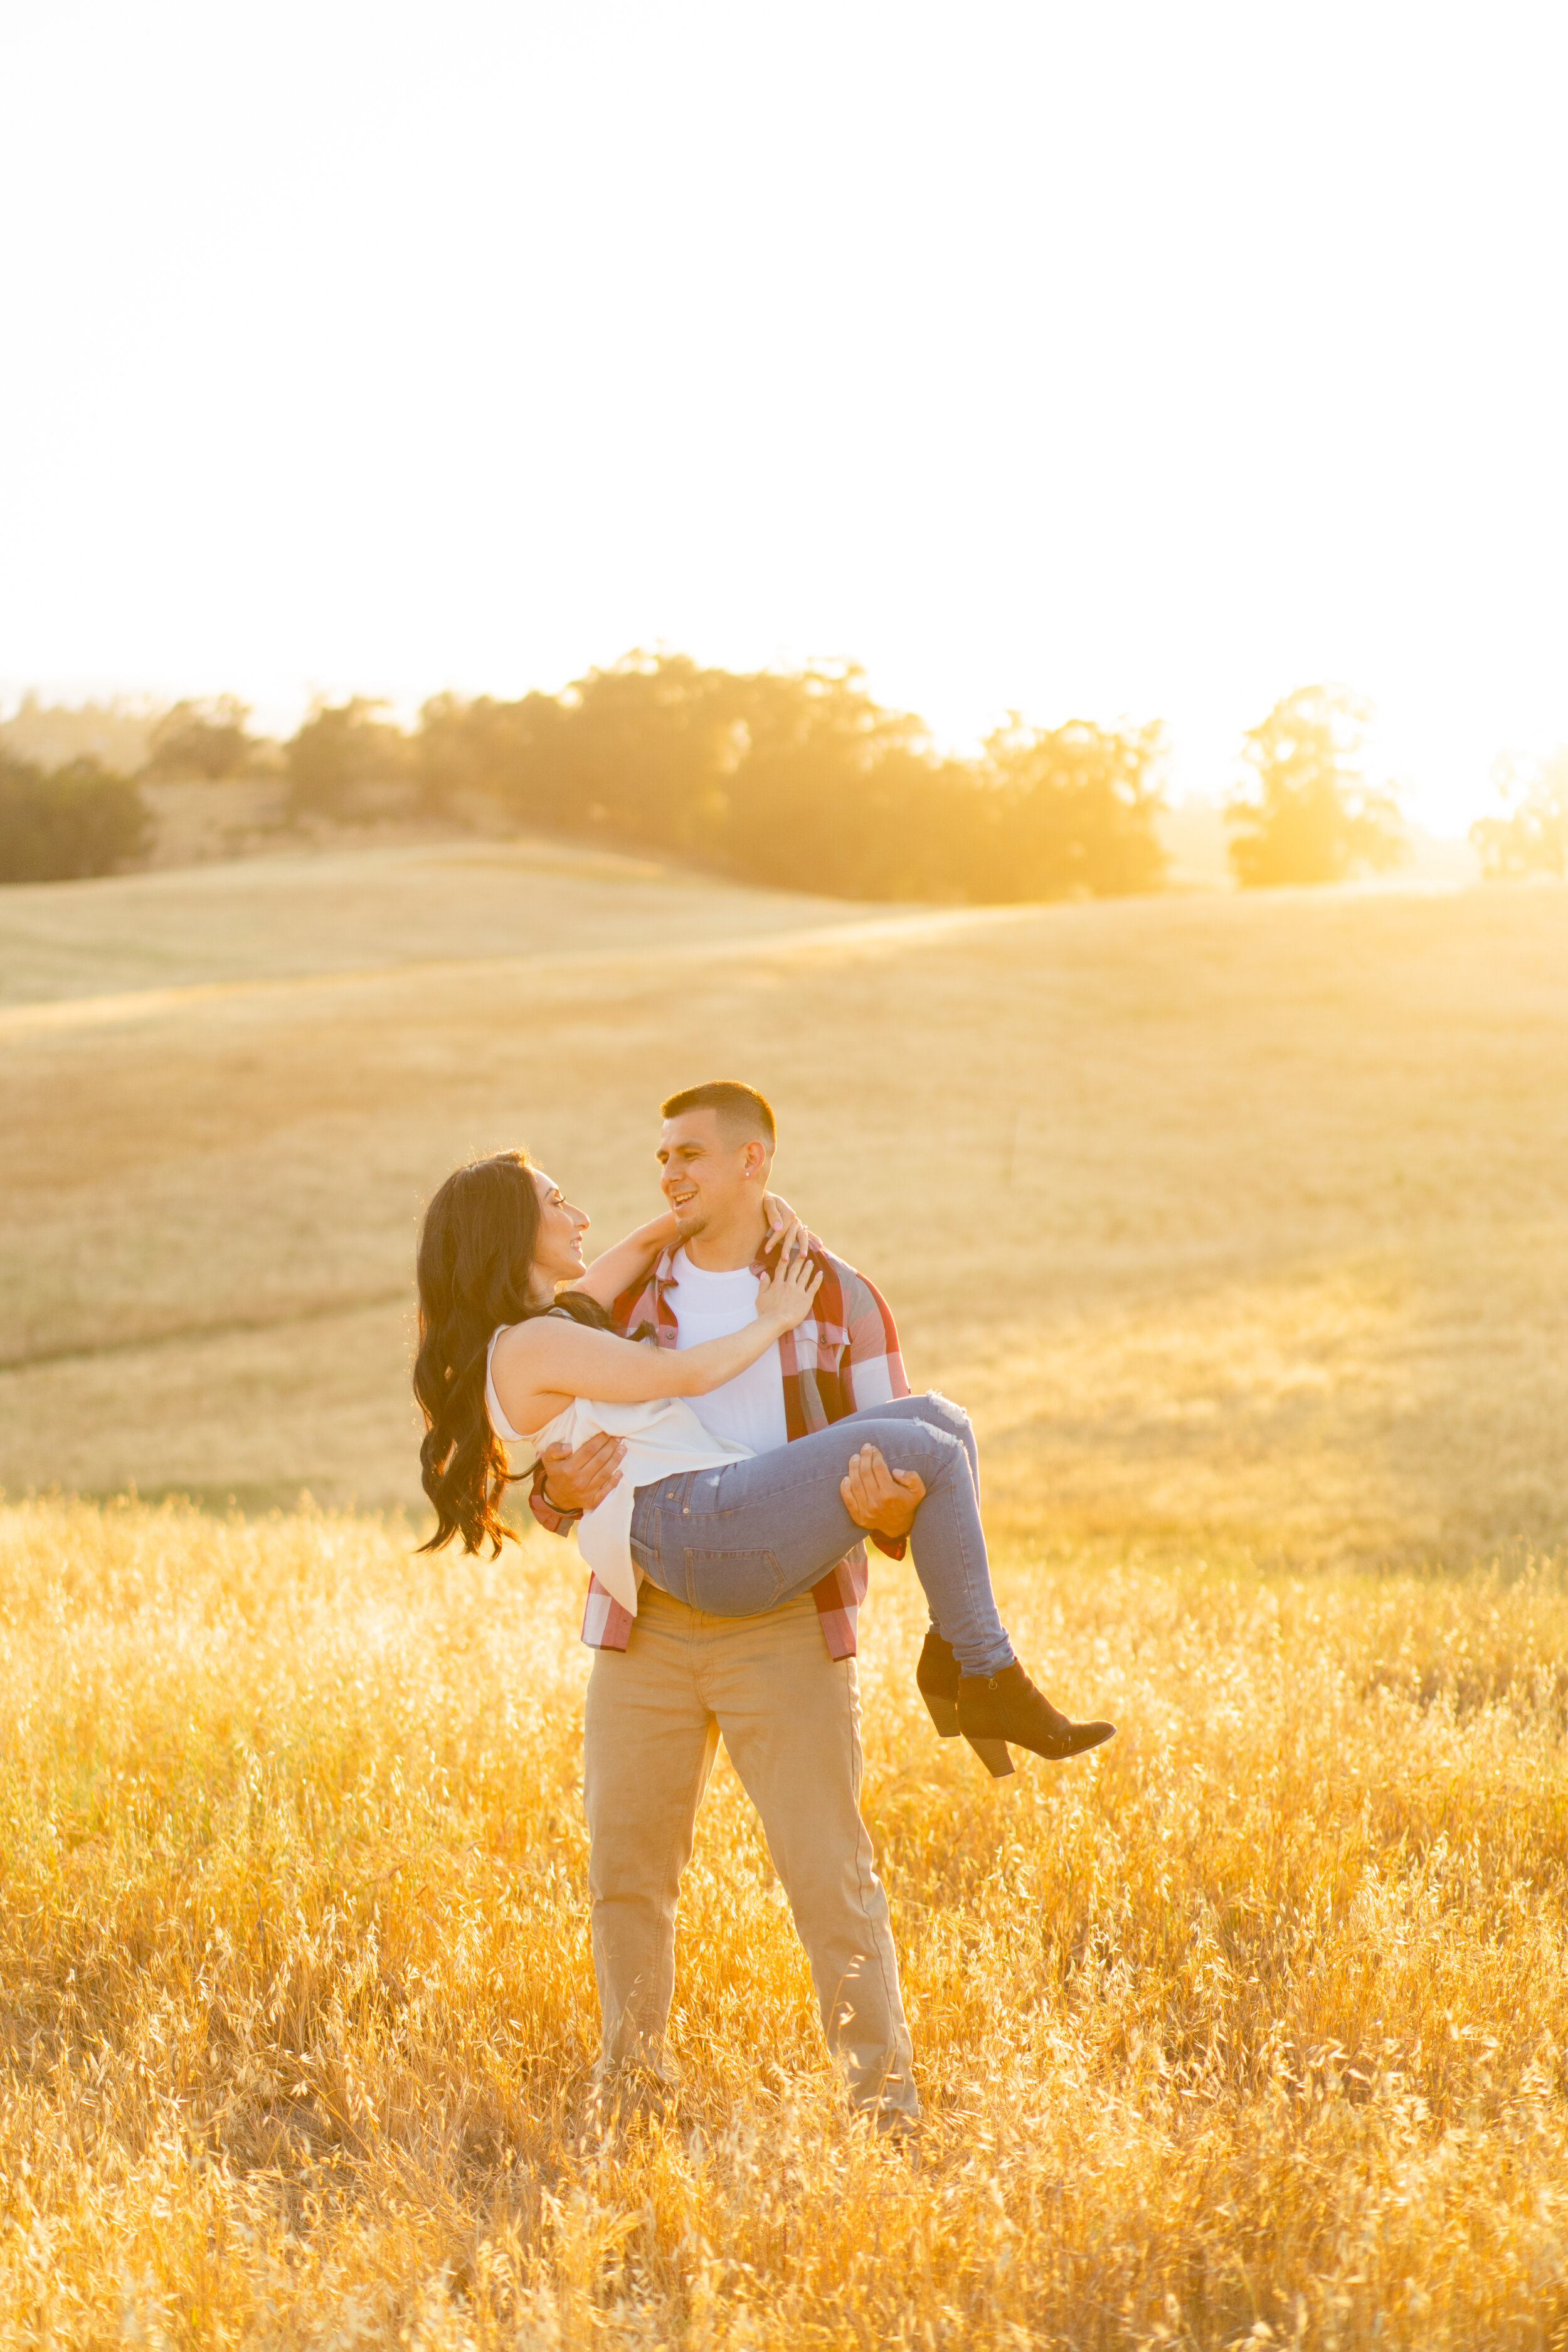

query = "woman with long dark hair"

[{"left": 414, "top": 1148, "right": 1113, "bottom": 1774}]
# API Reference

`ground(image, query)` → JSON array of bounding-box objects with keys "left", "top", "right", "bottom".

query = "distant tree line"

[
  {"left": 1470, "top": 750, "right": 1567, "bottom": 881},
  {"left": 0, "top": 753, "right": 149, "bottom": 882},
  {"left": 1, "top": 660, "right": 1173, "bottom": 900},
  {"left": 288, "top": 664, "right": 1421, "bottom": 897},
  {"left": 4, "top": 658, "right": 1562, "bottom": 892},
  {"left": 402, "top": 656, "right": 1168, "bottom": 903}
]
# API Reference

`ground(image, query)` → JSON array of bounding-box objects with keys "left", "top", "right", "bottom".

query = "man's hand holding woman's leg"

[
  {"left": 539, "top": 1431, "right": 626, "bottom": 1515},
  {"left": 840, "top": 1444, "right": 925, "bottom": 1542}
]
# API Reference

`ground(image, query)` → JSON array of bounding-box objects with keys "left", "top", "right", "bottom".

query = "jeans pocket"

[{"left": 682, "top": 1547, "right": 785, "bottom": 1616}]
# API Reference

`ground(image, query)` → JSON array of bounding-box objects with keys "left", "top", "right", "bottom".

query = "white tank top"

[{"left": 485, "top": 1324, "right": 753, "bottom": 1619}]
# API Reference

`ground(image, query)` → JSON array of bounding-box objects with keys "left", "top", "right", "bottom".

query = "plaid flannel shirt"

[{"left": 529, "top": 1236, "right": 909, "bottom": 1656}]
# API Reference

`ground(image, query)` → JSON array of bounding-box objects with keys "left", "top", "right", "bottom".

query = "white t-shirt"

[{"left": 667, "top": 1246, "right": 788, "bottom": 1458}]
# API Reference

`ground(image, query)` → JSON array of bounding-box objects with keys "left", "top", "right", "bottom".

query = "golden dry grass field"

[
  {"left": 3, "top": 840, "right": 1568, "bottom": 2346},
  {"left": 3, "top": 838, "right": 1567, "bottom": 1555}
]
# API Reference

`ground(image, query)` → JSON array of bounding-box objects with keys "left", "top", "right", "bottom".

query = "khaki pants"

[{"left": 582, "top": 1584, "right": 919, "bottom": 2117}]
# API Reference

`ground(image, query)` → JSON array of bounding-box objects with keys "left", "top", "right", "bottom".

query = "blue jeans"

[{"left": 627, "top": 1392, "right": 1015, "bottom": 1677}]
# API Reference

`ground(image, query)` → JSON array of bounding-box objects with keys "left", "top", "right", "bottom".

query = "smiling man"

[{"left": 531, "top": 1079, "right": 924, "bottom": 2124}]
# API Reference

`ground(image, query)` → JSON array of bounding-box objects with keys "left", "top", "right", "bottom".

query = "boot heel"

[
  {"left": 963, "top": 1735, "right": 1014, "bottom": 1778},
  {"left": 921, "top": 1690, "right": 960, "bottom": 1737}
]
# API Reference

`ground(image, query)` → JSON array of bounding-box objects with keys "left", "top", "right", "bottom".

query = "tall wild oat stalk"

[{"left": 4, "top": 1497, "right": 1568, "bottom": 2346}]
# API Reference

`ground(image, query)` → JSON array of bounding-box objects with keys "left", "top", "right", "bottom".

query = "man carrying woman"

[{"left": 413, "top": 1080, "right": 1112, "bottom": 2125}]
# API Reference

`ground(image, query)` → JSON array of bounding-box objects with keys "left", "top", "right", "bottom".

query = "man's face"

[{"left": 657, "top": 1109, "right": 759, "bottom": 1239}]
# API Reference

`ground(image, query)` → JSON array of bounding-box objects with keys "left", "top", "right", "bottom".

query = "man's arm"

[
  {"left": 539, "top": 1431, "right": 924, "bottom": 1544},
  {"left": 541, "top": 1244, "right": 914, "bottom": 1537},
  {"left": 836, "top": 1261, "right": 918, "bottom": 1552},
  {"left": 841, "top": 1264, "right": 910, "bottom": 1411},
  {"left": 527, "top": 1433, "right": 626, "bottom": 1534}
]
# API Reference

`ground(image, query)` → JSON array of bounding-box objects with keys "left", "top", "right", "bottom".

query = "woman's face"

[{"left": 529, "top": 1169, "right": 590, "bottom": 1293}]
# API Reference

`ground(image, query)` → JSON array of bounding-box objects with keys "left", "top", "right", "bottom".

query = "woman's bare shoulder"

[
  {"left": 491, "top": 1316, "right": 561, "bottom": 1365},
  {"left": 493, "top": 1306, "right": 678, "bottom": 1428},
  {"left": 488, "top": 1318, "right": 576, "bottom": 1439},
  {"left": 492, "top": 1310, "right": 630, "bottom": 1372}
]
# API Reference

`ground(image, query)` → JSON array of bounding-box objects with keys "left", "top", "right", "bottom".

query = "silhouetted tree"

[
  {"left": 549, "top": 652, "right": 746, "bottom": 851},
  {"left": 965, "top": 717, "right": 1168, "bottom": 900},
  {"left": 1471, "top": 750, "right": 1567, "bottom": 880},
  {"left": 1226, "top": 686, "right": 1406, "bottom": 887},
  {"left": 144, "top": 696, "right": 258, "bottom": 782},
  {"left": 716, "top": 664, "right": 945, "bottom": 896},
  {"left": 286, "top": 698, "right": 410, "bottom": 817},
  {"left": 416, "top": 690, "right": 566, "bottom": 819},
  {"left": 0, "top": 755, "right": 150, "bottom": 882}
]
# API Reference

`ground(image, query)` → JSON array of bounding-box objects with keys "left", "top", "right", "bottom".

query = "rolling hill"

[{"left": 2, "top": 837, "right": 1565, "bottom": 1559}]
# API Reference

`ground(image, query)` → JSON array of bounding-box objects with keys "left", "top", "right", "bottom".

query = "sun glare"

[{"left": 1, "top": 0, "right": 1565, "bottom": 834}]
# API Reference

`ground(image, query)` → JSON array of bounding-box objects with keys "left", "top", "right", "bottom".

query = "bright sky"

[{"left": 3, "top": 3, "right": 1565, "bottom": 833}]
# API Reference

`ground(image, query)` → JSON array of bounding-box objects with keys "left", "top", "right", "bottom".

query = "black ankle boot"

[
  {"left": 919, "top": 1629, "right": 1015, "bottom": 1776},
  {"left": 956, "top": 1661, "right": 1116, "bottom": 1777},
  {"left": 915, "top": 1629, "right": 961, "bottom": 1734}
]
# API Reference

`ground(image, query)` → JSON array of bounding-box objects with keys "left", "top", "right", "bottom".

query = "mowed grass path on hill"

[{"left": 2, "top": 837, "right": 1565, "bottom": 1559}]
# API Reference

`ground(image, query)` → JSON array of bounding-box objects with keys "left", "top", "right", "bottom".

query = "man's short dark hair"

[{"left": 660, "top": 1080, "right": 776, "bottom": 1150}]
